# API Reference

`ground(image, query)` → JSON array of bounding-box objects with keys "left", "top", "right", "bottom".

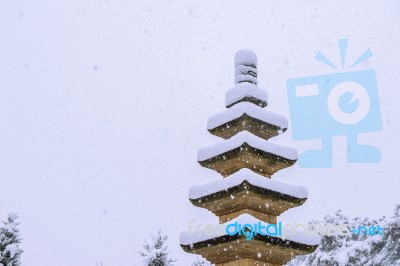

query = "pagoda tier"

[
  {"left": 225, "top": 82, "right": 268, "bottom": 108},
  {"left": 197, "top": 131, "right": 297, "bottom": 177},
  {"left": 181, "top": 235, "right": 318, "bottom": 265},
  {"left": 180, "top": 214, "right": 319, "bottom": 265},
  {"left": 189, "top": 169, "right": 307, "bottom": 223},
  {"left": 208, "top": 102, "right": 288, "bottom": 140},
  {"left": 180, "top": 49, "right": 318, "bottom": 266}
]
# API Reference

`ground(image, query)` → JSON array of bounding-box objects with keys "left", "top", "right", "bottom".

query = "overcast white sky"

[{"left": 1, "top": 1, "right": 400, "bottom": 265}]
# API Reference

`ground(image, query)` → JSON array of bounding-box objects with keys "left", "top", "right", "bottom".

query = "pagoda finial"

[{"left": 234, "top": 49, "right": 258, "bottom": 85}]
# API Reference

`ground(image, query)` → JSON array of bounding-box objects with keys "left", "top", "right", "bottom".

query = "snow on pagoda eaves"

[
  {"left": 189, "top": 168, "right": 307, "bottom": 200},
  {"left": 180, "top": 214, "right": 320, "bottom": 246},
  {"left": 207, "top": 101, "right": 288, "bottom": 140},
  {"left": 189, "top": 168, "right": 308, "bottom": 218},
  {"left": 225, "top": 82, "right": 268, "bottom": 107},
  {"left": 197, "top": 131, "right": 297, "bottom": 177},
  {"left": 180, "top": 214, "right": 319, "bottom": 265}
]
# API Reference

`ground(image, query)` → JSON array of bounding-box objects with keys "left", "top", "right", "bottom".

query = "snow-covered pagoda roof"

[
  {"left": 188, "top": 168, "right": 307, "bottom": 217},
  {"left": 207, "top": 101, "right": 288, "bottom": 140},
  {"left": 225, "top": 83, "right": 268, "bottom": 108},
  {"left": 189, "top": 168, "right": 307, "bottom": 200},
  {"left": 180, "top": 214, "right": 320, "bottom": 264},
  {"left": 197, "top": 131, "right": 297, "bottom": 177}
]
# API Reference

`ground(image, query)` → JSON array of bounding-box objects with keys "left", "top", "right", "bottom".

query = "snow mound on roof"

[
  {"left": 225, "top": 82, "right": 268, "bottom": 107},
  {"left": 207, "top": 101, "right": 288, "bottom": 130},
  {"left": 197, "top": 131, "right": 298, "bottom": 161},
  {"left": 189, "top": 168, "right": 307, "bottom": 199},
  {"left": 234, "top": 49, "right": 257, "bottom": 67},
  {"left": 180, "top": 214, "right": 320, "bottom": 246}
]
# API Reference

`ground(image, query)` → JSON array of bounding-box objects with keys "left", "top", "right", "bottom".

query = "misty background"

[{"left": 0, "top": 1, "right": 399, "bottom": 265}]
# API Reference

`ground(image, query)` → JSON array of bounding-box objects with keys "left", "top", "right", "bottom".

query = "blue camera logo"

[{"left": 287, "top": 39, "right": 382, "bottom": 168}]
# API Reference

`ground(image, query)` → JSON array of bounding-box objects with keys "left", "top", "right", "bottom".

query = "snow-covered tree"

[
  {"left": 139, "top": 231, "right": 175, "bottom": 266},
  {"left": 287, "top": 205, "right": 400, "bottom": 266},
  {"left": 192, "top": 256, "right": 212, "bottom": 266},
  {"left": 0, "top": 213, "right": 23, "bottom": 266}
]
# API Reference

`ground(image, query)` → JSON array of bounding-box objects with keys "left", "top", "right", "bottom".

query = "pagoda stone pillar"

[{"left": 180, "top": 50, "right": 319, "bottom": 266}]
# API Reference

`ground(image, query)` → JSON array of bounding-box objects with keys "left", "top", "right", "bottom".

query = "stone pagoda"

[{"left": 180, "top": 50, "right": 319, "bottom": 266}]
